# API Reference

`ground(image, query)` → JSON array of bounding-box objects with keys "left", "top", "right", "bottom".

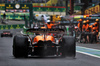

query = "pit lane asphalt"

[{"left": 0, "top": 29, "right": 100, "bottom": 66}]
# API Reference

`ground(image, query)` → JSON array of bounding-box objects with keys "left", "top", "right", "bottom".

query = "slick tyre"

[
  {"left": 61, "top": 36, "right": 76, "bottom": 58},
  {"left": 13, "top": 35, "right": 29, "bottom": 58}
]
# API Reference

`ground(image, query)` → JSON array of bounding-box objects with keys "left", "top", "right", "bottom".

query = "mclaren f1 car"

[
  {"left": 13, "top": 28, "right": 76, "bottom": 58},
  {"left": 13, "top": 20, "right": 76, "bottom": 58}
]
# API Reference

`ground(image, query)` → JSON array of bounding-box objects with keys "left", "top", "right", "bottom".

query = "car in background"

[{"left": 1, "top": 31, "right": 13, "bottom": 37}]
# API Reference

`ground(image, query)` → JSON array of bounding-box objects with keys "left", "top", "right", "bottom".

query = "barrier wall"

[
  {"left": 0, "top": 4, "right": 81, "bottom": 11},
  {"left": 33, "top": 6, "right": 80, "bottom": 12},
  {"left": 0, "top": 24, "right": 24, "bottom": 30},
  {"left": 1, "top": 13, "right": 30, "bottom": 20}
]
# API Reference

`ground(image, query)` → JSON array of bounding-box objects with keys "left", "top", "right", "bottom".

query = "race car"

[
  {"left": 13, "top": 28, "right": 76, "bottom": 58},
  {"left": 1, "top": 31, "right": 13, "bottom": 37}
]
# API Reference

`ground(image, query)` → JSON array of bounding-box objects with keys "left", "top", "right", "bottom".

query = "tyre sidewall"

[{"left": 13, "top": 35, "right": 29, "bottom": 58}]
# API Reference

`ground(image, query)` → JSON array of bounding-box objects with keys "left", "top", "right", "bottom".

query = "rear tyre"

[
  {"left": 61, "top": 36, "right": 76, "bottom": 58},
  {"left": 13, "top": 35, "right": 29, "bottom": 58},
  {"left": 1, "top": 34, "right": 3, "bottom": 37}
]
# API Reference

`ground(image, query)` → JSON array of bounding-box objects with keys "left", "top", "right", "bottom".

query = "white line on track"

[
  {"left": 77, "top": 46, "right": 100, "bottom": 59},
  {"left": 76, "top": 51, "right": 100, "bottom": 59},
  {"left": 77, "top": 46, "right": 100, "bottom": 52}
]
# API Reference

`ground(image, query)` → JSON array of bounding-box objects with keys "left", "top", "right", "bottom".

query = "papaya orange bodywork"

[{"left": 33, "top": 35, "right": 55, "bottom": 44}]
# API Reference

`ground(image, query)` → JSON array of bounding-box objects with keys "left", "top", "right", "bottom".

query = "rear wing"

[
  {"left": 26, "top": 28, "right": 65, "bottom": 33},
  {"left": 3, "top": 31, "right": 10, "bottom": 33}
]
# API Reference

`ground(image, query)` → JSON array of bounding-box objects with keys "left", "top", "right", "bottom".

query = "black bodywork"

[{"left": 32, "top": 41, "right": 58, "bottom": 56}]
